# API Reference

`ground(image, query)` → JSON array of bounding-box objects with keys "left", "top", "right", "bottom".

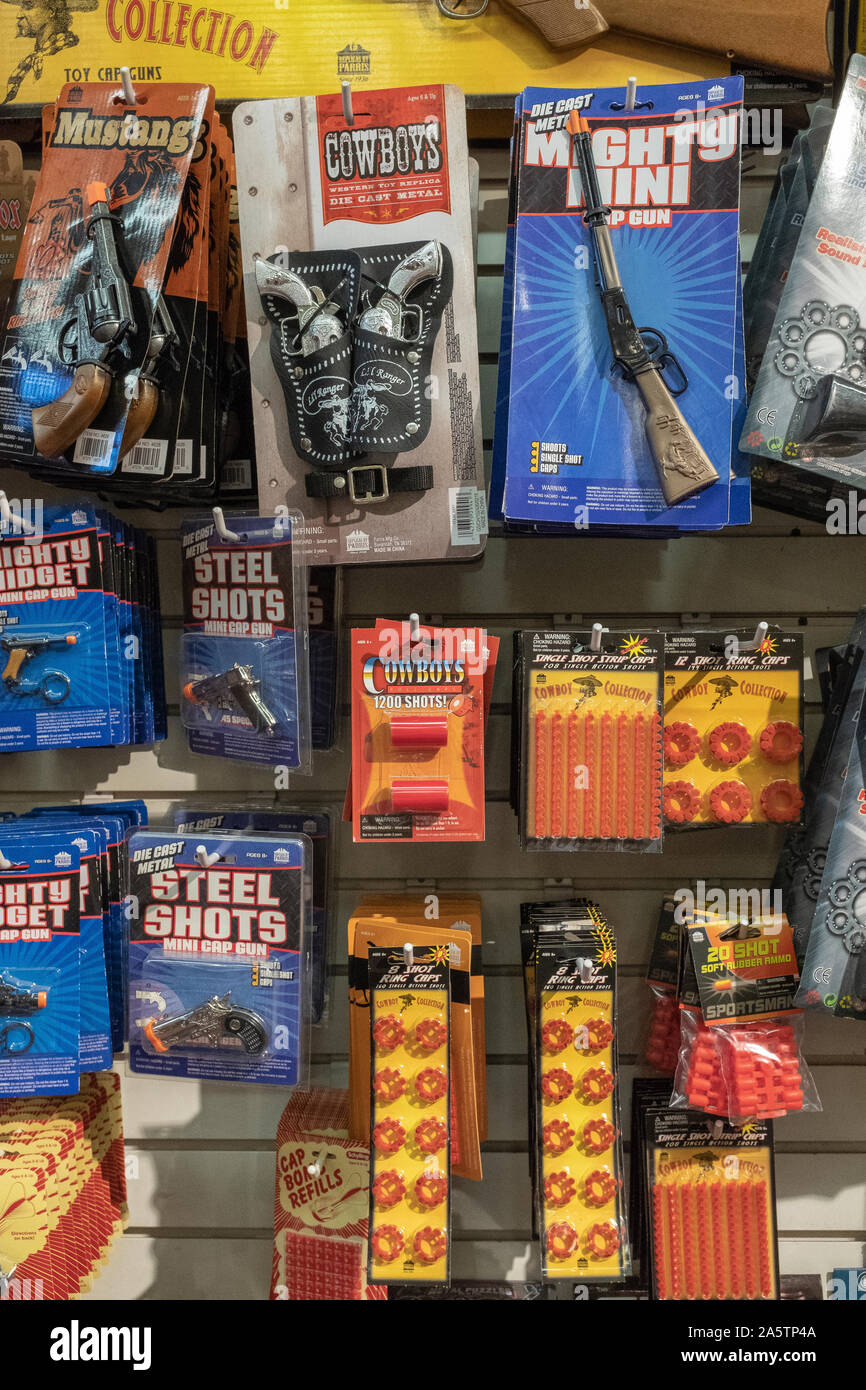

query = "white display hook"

[
  {"left": 0, "top": 492, "right": 36, "bottom": 536},
  {"left": 403, "top": 942, "right": 414, "bottom": 968},
  {"left": 624, "top": 76, "right": 638, "bottom": 113},
  {"left": 119, "top": 66, "right": 137, "bottom": 105},
  {"left": 589, "top": 622, "right": 606, "bottom": 653},
  {"left": 212, "top": 507, "right": 241, "bottom": 543},
  {"left": 307, "top": 1151, "right": 327, "bottom": 1178},
  {"left": 0, "top": 850, "right": 12, "bottom": 872},
  {"left": 194, "top": 845, "right": 222, "bottom": 869},
  {"left": 735, "top": 621, "right": 769, "bottom": 654},
  {"left": 409, "top": 612, "right": 422, "bottom": 642},
  {"left": 341, "top": 80, "right": 355, "bottom": 127}
]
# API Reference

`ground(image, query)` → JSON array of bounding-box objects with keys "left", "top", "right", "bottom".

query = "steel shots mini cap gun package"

[
  {"left": 492, "top": 77, "right": 746, "bottom": 533},
  {"left": 663, "top": 630, "right": 805, "bottom": 829},
  {"left": 181, "top": 512, "right": 310, "bottom": 768},
  {"left": 127, "top": 831, "right": 310, "bottom": 1087},
  {"left": 367, "top": 944, "right": 451, "bottom": 1286},
  {"left": 516, "top": 629, "right": 664, "bottom": 851},
  {"left": 232, "top": 84, "right": 486, "bottom": 565},
  {"left": 533, "top": 926, "right": 629, "bottom": 1283},
  {"left": 349, "top": 620, "right": 495, "bottom": 843}
]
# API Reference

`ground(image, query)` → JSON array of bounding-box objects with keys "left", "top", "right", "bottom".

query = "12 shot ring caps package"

[
  {"left": 180, "top": 511, "right": 311, "bottom": 768},
  {"left": 520, "top": 903, "right": 629, "bottom": 1284},
  {"left": 126, "top": 830, "right": 311, "bottom": 1088},
  {"left": 662, "top": 630, "right": 805, "bottom": 830},
  {"left": 232, "top": 83, "right": 486, "bottom": 566},
  {"left": 0, "top": 503, "right": 166, "bottom": 752},
  {"left": 515, "top": 629, "right": 664, "bottom": 852}
]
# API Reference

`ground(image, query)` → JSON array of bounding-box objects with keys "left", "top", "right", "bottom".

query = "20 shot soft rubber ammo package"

[
  {"left": 126, "top": 831, "right": 310, "bottom": 1087},
  {"left": 495, "top": 77, "right": 745, "bottom": 532}
]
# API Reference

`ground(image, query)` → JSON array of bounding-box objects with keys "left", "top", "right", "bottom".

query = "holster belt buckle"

[{"left": 348, "top": 464, "right": 389, "bottom": 504}]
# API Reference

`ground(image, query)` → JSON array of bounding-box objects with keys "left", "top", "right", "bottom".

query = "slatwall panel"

[{"left": 1, "top": 133, "right": 865, "bottom": 1301}]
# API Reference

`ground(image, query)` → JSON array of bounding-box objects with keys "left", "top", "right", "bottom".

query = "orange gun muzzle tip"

[
  {"left": 143, "top": 1018, "right": 169, "bottom": 1052},
  {"left": 86, "top": 180, "right": 112, "bottom": 208},
  {"left": 566, "top": 112, "right": 589, "bottom": 136},
  {"left": 37, "top": 992, "right": 47, "bottom": 1009},
  {"left": 65, "top": 635, "right": 77, "bottom": 646}
]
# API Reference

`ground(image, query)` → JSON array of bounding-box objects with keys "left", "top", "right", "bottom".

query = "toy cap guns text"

[
  {"left": 232, "top": 84, "right": 487, "bottom": 565},
  {"left": 0, "top": 83, "right": 214, "bottom": 479},
  {"left": 0, "top": 503, "right": 166, "bottom": 752},
  {"left": 493, "top": 77, "right": 745, "bottom": 533},
  {"left": 127, "top": 831, "right": 310, "bottom": 1087},
  {"left": 181, "top": 512, "right": 310, "bottom": 769}
]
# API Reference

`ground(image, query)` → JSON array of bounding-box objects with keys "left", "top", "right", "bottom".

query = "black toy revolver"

[
  {"left": 1, "top": 631, "right": 77, "bottom": 703},
  {"left": 184, "top": 663, "right": 278, "bottom": 736},
  {"left": 567, "top": 112, "right": 719, "bottom": 507},
  {"left": 32, "top": 180, "right": 135, "bottom": 460},
  {"left": 0, "top": 975, "right": 47, "bottom": 1016},
  {"left": 142, "top": 993, "right": 268, "bottom": 1055},
  {"left": 119, "top": 294, "right": 180, "bottom": 460}
]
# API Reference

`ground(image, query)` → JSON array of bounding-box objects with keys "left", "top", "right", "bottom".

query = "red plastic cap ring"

[
  {"left": 663, "top": 780, "right": 701, "bottom": 824},
  {"left": 760, "top": 779, "right": 804, "bottom": 823},
  {"left": 664, "top": 721, "right": 700, "bottom": 767},
  {"left": 708, "top": 721, "right": 752, "bottom": 765},
  {"left": 759, "top": 722, "right": 803, "bottom": 764},
  {"left": 709, "top": 780, "right": 752, "bottom": 823}
]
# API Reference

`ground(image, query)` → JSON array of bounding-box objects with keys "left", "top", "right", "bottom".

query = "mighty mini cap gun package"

[
  {"left": 491, "top": 77, "right": 748, "bottom": 533},
  {"left": 126, "top": 830, "right": 311, "bottom": 1088},
  {"left": 232, "top": 84, "right": 487, "bottom": 565}
]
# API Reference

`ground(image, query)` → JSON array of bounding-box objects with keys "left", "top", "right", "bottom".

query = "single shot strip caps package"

[
  {"left": 367, "top": 944, "right": 452, "bottom": 1286},
  {"left": 126, "top": 831, "right": 310, "bottom": 1088},
  {"left": 672, "top": 909, "right": 821, "bottom": 1125}
]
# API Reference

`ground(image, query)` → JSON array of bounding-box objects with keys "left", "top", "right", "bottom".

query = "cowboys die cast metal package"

[
  {"left": 518, "top": 629, "right": 664, "bottom": 851},
  {"left": 0, "top": 82, "right": 213, "bottom": 477},
  {"left": 127, "top": 830, "right": 310, "bottom": 1087},
  {"left": 232, "top": 84, "right": 486, "bottom": 565},
  {"left": 181, "top": 511, "right": 310, "bottom": 768},
  {"left": 743, "top": 54, "right": 866, "bottom": 513},
  {"left": 498, "top": 76, "right": 744, "bottom": 531},
  {"left": 663, "top": 629, "right": 805, "bottom": 829}
]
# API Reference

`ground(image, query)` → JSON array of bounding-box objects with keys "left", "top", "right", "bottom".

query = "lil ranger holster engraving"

[
  {"left": 32, "top": 181, "right": 134, "bottom": 460},
  {"left": 567, "top": 113, "right": 719, "bottom": 507}
]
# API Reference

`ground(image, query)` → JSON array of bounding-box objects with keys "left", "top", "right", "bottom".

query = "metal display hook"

[
  {"left": 212, "top": 507, "right": 241, "bottom": 543},
  {"left": 0, "top": 492, "right": 36, "bottom": 537},
  {"left": 341, "top": 80, "right": 355, "bottom": 127}
]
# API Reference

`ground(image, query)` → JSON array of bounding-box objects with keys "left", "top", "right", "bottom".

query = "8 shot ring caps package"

[
  {"left": 181, "top": 512, "right": 310, "bottom": 769},
  {"left": 368, "top": 944, "right": 451, "bottom": 1285},
  {"left": 646, "top": 1108, "right": 779, "bottom": 1301},
  {"left": 673, "top": 910, "right": 820, "bottom": 1125},
  {"left": 663, "top": 629, "right": 805, "bottom": 828},
  {"left": 643, "top": 896, "right": 685, "bottom": 1077},
  {"left": 349, "top": 620, "right": 494, "bottom": 844},
  {"left": 126, "top": 831, "right": 310, "bottom": 1088},
  {"left": 518, "top": 629, "right": 664, "bottom": 852},
  {"left": 535, "top": 932, "right": 629, "bottom": 1283}
]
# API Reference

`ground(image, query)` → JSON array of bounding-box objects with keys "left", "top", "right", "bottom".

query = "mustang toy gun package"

[
  {"left": 742, "top": 56, "right": 866, "bottom": 520},
  {"left": 349, "top": 620, "right": 495, "bottom": 844},
  {"left": 495, "top": 77, "right": 745, "bottom": 533},
  {"left": 233, "top": 84, "right": 486, "bottom": 565},
  {"left": 0, "top": 82, "right": 213, "bottom": 479},
  {"left": 181, "top": 512, "right": 310, "bottom": 769},
  {"left": 663, "top": 630, "right": 805, "bottom": 829},
  {"left": 0, "top": 503, "right": 166, "bottom": 752},
  {"left": 127, "top": 830, "right": 310, "bottom": 1087},
  {"left": 0, "top": 829, "right": 82, "bottom": 1097},
  {"left": 516, "top": 629, "right": 664, "bottom": 851}
]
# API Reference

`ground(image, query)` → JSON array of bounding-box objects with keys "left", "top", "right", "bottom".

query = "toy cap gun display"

[
  {"left": 184, "top": 662, "right": 279, "bottom": 736},
  {"left": 566, "top": 112, "right": 719, "bottom": 507},
  {"left": 254, "top": 260, "right": 344, "bottom": 356},
  {"left": 1, "top": 632, "right": 77, "bottom": 703},
  {"left": 358, "top": 241, "right": 443, "bottom": 341},
  {"left": 32, "top": 182, "right": 134, "bottom": 460},
  {"left": 143, "top": 993, "right": 269, "bottom": 1056}
]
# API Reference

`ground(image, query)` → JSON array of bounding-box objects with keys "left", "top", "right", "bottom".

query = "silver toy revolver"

[
  {"left": 358, "top": 241, "right": 443, "bottom": 340},
  {"left": 254, "top": 260, "right": 344, "bottom": 355},
  {"left": 142, "top": 993, "right": 268, "bottom": 1056}
]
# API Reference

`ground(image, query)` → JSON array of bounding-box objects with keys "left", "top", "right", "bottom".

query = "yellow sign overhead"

[{"left": 0, "top": 0, "right": 719, "bottom": 106}]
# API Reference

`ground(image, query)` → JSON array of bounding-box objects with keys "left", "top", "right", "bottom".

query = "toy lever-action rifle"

[
  {"left": 436, "top": 0, "right": 607, "bottom": 50},
  {"left": 32, "top": 181, "right": 134, "bottom": 460},
  {"left": 567, "top": 112, "right": 719, "bottom": 507}
]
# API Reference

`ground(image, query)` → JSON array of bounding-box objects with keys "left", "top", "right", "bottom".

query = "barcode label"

[
  {"left": 173, "top": 438, "right": 193, "bottom": 475},
  {"left": 122, "top": 437, "right": 168, "bottom": 475},
  {"left": 222, "top": 458, "right": 252, "bottom": 491},
  {"left": 73, "top": 428, "right": 114, "bottom": 466},
  {"left": 448, "top": 486, "right": 482, "bottom": 546}
]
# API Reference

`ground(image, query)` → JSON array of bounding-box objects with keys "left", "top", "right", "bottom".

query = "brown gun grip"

[
  {"left": 2, "top": 649, "right": 27, "bottom": 684},
  {"left": 500, "top": 0, "right": 608, "bottom": 49},
  {"left": 119, "top": 378, "right": 160, "bottom": 460},
  {"left": 31, "top": 362, "right": 112, "bottom": 459}
]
